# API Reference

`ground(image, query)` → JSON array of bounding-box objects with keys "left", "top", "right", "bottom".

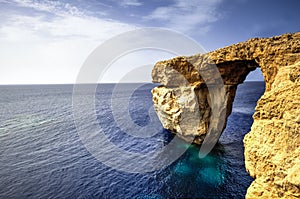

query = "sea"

[{"left": 0, "top": 82, "right": 265, "bottom": 199}]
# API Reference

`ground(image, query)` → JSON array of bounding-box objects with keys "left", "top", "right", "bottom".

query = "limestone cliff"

[
  {"left": 243, "top": 62, "right": 300, "bottom": 198},
  {"left": 151, "top": 32, "right": 300, "bottom": 198}
]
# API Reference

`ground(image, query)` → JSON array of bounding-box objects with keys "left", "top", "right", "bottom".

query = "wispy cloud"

[
  {"left": 0, "top": 0, "right": 224, "bottom": 84},
  {"left": 0, "top": 0, "right": 136, "bottom": 84},
  {"left": 120, "top": 0, "right": 143, "bottom": 7},
  {"left": 146, "top": 0, "right": 223, "bottom": 33},
  {"left": 1, "top": 0, "right": 136, "bottom": 39},
  {"left": 7, "top": 0, "right": 86, "bottom": 17}
]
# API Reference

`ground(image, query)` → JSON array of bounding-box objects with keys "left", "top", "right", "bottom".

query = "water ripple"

[{"left": 0, "top": 83, "right": 265, "bottom": 198}]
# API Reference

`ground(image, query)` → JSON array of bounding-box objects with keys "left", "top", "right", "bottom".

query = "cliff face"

[
  {"left": 244, "top": 62, "right": 300, "bottom": 198},
  {"left": 151, "top": 32, "right": 300, "bottom": 198}
]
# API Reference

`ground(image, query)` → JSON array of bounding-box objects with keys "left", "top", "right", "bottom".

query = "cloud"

[
  {"left": 0, "top": 0, "right": 136, "bottom": 84},
  {"left": 119, "top": 0, "right": 143, "bottom": 7},
  {"left": 0, "top": 0, "right": 136, "bottom": 40},
  {"left": 7, "top": 0, "right": 86, "bottom": 17},
  {"left": 146, "top": 0, "right": 223, "bottom": 33},
  {"left": 0, "top": 0, "right": 224, "bottom": 84}
]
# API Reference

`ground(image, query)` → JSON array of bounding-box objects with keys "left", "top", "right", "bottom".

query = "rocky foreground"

[{"left": 151, "top": 32, "right": 300, "bottom": 198}]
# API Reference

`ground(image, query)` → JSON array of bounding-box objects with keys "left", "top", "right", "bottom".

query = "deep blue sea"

[{"left": 0, "top": 82, "right": 265, "bottom": 199}]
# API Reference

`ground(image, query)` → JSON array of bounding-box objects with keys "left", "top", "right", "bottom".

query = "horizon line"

[{"left": 0, "top": 80, "right": 265, "bottom": 86}]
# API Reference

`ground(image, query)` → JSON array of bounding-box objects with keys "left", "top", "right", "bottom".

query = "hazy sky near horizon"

[{"left": 0, "top": 0, "right": 299, "bottom": 84}]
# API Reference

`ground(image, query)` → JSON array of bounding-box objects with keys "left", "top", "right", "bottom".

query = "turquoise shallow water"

[{"left": 0, "top": 82, "right": 265, "bottom": 198}]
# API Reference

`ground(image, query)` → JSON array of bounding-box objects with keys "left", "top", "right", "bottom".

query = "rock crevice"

[{"left": 151, "top": 32, "right": 300, "bottom": 198}]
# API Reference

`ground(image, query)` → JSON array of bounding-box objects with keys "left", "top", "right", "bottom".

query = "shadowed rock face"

[{"left": 151, "top": 32, "right": 300, "bottom": 198}]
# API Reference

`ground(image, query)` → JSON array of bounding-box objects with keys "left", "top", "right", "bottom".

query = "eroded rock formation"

[
  {"left": 244, "top": 61, "right": 300, "bottom": 198},
  {"left": 151, "top": 32, "right": 300, "bottom": 198}
]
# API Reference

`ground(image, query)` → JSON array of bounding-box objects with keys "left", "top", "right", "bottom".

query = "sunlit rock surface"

[
  {"left": 151, "top": 32, "right": 300, "bottom": 198},
  {"left": 244, "top": 62, "right": 300, "bottom": 198}
]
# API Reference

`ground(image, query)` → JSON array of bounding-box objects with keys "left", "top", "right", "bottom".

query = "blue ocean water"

[{"left": 0, "top": 82, "right": 265, "bottom": 199}]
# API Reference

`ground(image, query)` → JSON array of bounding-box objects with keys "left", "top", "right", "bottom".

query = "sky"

[{"left": 0, "top": 0, "right": 299, "bottom": 84}]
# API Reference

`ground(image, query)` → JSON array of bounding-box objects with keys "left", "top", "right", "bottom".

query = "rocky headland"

[{"left": 151, "top": 32, "right": 300, "bottom": 198}]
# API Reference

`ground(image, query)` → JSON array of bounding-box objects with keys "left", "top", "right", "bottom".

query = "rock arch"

[{"left": 151, "top": 32, "right": 300, "bottom": 198}]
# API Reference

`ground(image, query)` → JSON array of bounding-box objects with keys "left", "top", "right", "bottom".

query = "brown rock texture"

[
  {"left": 244, "top": 62, "right": 300, "bottom": 198},
  {"left": 151, "top": 32, "right": 300, "bottom": 198}
]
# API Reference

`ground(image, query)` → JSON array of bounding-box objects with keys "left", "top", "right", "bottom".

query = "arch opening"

[{"left": 245, "top": 67, "right": 264, "bottom": 82}]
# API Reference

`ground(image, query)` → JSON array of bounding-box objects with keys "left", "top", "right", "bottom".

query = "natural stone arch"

[{"left": 151, "top": 32, "right": 300, "bottom": 198}]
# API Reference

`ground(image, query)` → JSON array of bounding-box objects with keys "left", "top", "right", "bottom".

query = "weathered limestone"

[
  {"left": 151, "top": 32, "right": 300, "bottom": 198},
  {"left": 244, "top": 62, "right": 300, "bottom": 198}
]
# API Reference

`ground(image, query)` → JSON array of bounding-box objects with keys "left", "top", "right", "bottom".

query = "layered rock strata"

[{"left": 151, "top": 32, "right": 300, "bottom": 198}]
